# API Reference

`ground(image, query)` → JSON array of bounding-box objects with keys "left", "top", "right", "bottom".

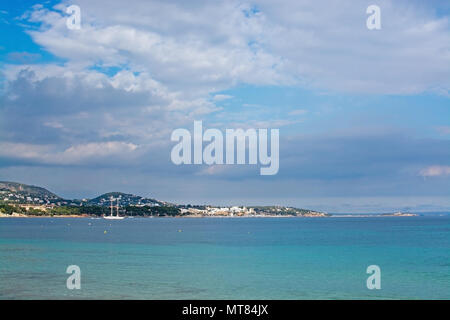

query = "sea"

[{"left": 0, "top": 215, "right": 449, "bottom": 299}]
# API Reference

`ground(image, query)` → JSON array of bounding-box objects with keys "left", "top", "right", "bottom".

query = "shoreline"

[{"left": 0, "top": 213, "right": 421, "bottom": 218}]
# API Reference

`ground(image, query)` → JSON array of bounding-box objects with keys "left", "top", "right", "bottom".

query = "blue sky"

[{"left": 1, "top": 0, "right": 450, "bottom": 212}]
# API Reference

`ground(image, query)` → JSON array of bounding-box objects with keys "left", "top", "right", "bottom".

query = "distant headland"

[{"left": 0, "top": 181, "right": 328, "bottom": 218}]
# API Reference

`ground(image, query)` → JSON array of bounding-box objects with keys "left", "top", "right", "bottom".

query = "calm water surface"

[{"left": 0, "top": 216, "right": 449, "bottom": 299}]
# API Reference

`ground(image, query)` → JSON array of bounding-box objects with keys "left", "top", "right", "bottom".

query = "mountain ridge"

[
  {"left": 87, "top": 191, "right": 166, "bottom": 207},
  {"left": 0, "top": 181, "right": 61, "bottom": 203},
  {"left": 0, "top": 181, "right": 165, "bottom": 206}
]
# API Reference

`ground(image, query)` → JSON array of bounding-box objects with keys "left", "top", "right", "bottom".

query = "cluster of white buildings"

[
  {"left": 95, "top": 194, "right": 161, "bottom": 207},
  {"left": 0, "top": 191, "right": 49, "bottom": 204},
  {"left": 0, "top": 190, "right": 71, "bottom": 207},
  {"left": 180, "top": 206, "right": 255, "bottom": 216}
]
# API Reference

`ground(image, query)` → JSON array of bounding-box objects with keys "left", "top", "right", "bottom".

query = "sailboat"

[{"left": 103, "top": 197, "right": 125, "bottom": 220}]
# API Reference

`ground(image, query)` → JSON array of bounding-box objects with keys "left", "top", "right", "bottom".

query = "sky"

[{"left": 0, "top": 0, "right": 450, "bottom": 213}]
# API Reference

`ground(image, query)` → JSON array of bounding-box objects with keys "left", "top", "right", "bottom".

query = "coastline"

[
  {"left": 0, "top": 213, "right": 420, "bottom": 218},
  {"left": 0, "top": 213, "right": 90, "bottom": 218}
]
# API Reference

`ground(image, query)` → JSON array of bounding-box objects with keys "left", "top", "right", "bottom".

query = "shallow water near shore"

[{"left": 0, "top": 216, "right": 449, "bottom": 299}]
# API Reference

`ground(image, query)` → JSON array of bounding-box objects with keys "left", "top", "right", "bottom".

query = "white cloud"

[
  {"left": 0, "top": 64, "right": 221, "bottom": 148},
  {"left": 16, "top": 0, "right": 450, "bottom": 95},
  {"left": 437, "top": 126, "right": 450, "bottom": 135},
  {"left": 23, "top": 1, "right": 286, "bottom": 95},
  {"left": 197, "top": 165, "right": 231, "bottom": 176},
  {"left": 419, "top": 165, "right": 450, "bottom": 177},
  {"left": 213, "top": 94, "right": 233, "bottom": 101},
  {"left": 2, "top": 0, "right": 448, "bottom": 151},
  {"left": 43, "top": 121, "right": 65, "bottom": 129},
  {"left": 0, "top": 141, "right": 139, "bottom": 165},
  {"left": 289, "top": 109, "right": 308, "bottom": 116}
]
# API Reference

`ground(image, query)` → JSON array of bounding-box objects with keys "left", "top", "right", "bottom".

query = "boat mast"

[
  {"left": 116, "top": 198, "right": 119, "bottom": 217},
  {"left": 110, "top": 197, "right": 113, "bottom": 217}
]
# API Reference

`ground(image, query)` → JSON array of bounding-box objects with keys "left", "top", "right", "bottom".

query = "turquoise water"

[{"left": 0, "top": 216, "right": 449, "bottom": 299}]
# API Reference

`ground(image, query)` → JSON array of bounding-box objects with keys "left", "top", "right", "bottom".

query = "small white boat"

[
  {"left": 103, "top": 197, "right": 125, "bottom": 220},
  {"left": 104, "top": 216, "right": 125, "bottom": 220}
]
